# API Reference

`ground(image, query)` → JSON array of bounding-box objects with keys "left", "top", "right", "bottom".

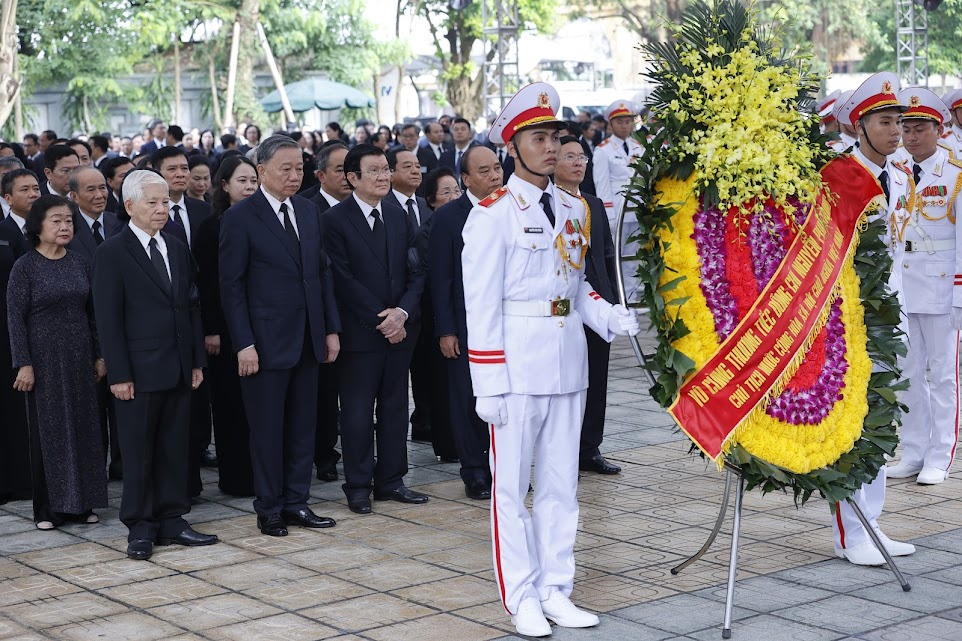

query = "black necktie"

[
  {"left": 913, "top": 163, "right": 922, "bottom": 185},
  {"left": 456, "top": 150, "right": 463, "bottom": 175},
  {"left": 498, "top": 148, "right": 504, "bottom": 164},
  {"left": 878, "top": 170, "right": 890, "bottom": 203},
  {"left": 371, "top": 208, "right": 387, "bottom": 253},
  {"left": 540, "top": 193, "right": 555, "bottom": 227},
  {"left": 280, "top": 203, "right": 299, "bottom": 249},
  {"left": 406, "top": 198, "right": 419, "bottom": 230},
  {"left": 623, "top": 140, "right": 629, "bottom": 156},
  {"left": 434, "top": 146, "right": 441, "bottom": 160},
  {"left": 92, "top": 220, "right": 104, "bottom": 246},
  {"left": 170, "top": 204, "right": 182, "bottom": 226},
  {"left": 148, "top": 237, "right": 171, "bottom": 291}
]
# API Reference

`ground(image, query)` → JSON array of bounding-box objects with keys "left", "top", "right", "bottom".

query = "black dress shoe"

[
  {"left": 348, "top": 498, "right": 372, "bottom": 515},
  {"left": 410, "top": 429, "right": 432, "bottom": 443},
  {"left": 257, "top": 514, "right": 288, "bottom": 536},
  {"left": 127, "top": 539, "right": 153, "bottom": 560},
  {"left": 157, "top": 527, "right": 219, "bottom": 546},
  {"left": 374, "top": 486, "right": 429, "bottom": 504},
  {"left": 579, "top": 454, "right": 621, "bottom": 475},
  {"left": 316, "top": 463, "right": 338, "bottom": 482},
  {"left": 200, "top": 450, "right": 219, "bottom": 468},
  {"left": 282, "top": 507, "right": 336, "bottom": 528},
  {"left": 464, "top": 480, "right": 491, "bottom": 500},
  {"left": 439, "top": 455, "right": 460, "bottom": 464},
  {"left": 108, "top": 467, "right": 123, "bottom": 481}
]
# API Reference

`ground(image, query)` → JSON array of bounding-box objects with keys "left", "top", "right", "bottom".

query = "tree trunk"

[
  {"left": 446, "top": 71, "right": 484, "bottom": 122},
  {"left": 0, "top": 0, "right": 20, "bottom": 133},
  {"left": 234, "top": 0, "right": 265, "bottom": 129},
  {"left": 174, "top": 37, "right": 182, "bottom": 124},
  {"left": 256, "top": 21, "right": 295, "bottom": 126},
  {"left": 208, "top": 47, "right": 223, "bottom": 132},
  {"left": 224, "top": 20, "right": 241, "bottom": 128}
]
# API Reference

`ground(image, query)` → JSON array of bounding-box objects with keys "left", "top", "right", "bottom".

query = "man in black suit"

[
  {"left": 308, "top": 141, "right": 351, "bottom": 482},
  {"left": 1, "top": 168, "right": 40, "bottom": 251},
  {"left": 138, "top": 119, "right": 167, "bottom": 157},
  {"left": 151, "top": 146, "right": 214, "bottom": 491},
  {"left": 22, "top": 133, "right": 42, "bottom": 174},
  {"left": 68, "top": 167, "right": 125, "bottom": 479},
  {"left": 102, "top": 156, "right": 135, "bottom": 214},
  {"left": 220, "top": 135, "right": 341, "bottom": 537},
  {"left": 391, "top": 123, "right": 420, "bottom": 154},
  {"left": 554, "top": 136, "right": 621, "bottom": 474},
  {"left": 439, "top": 118, "right": 480, "bottom": 179},
  {"left": 386, "top": 148, "right": 440, "bottom": 449},
  {"left": 322, "top": 143, "right": 428, "bottom": 514},
  {"left": 416, "top": 122, "right": 447, "bottom": 178},
  {"left": 40, "top": 145, "right": 80, "bottom": 196},
  {"left": 92, "top": 170, "right": 217, "bottom": 560},
  {"left": 427, "top": 145, "right": 503, "bottom": 498}
]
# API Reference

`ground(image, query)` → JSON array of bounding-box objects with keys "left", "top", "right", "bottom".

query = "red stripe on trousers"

[
  {"left": 835, "top": 504, "right": 846, "bottom": 549},
  {"left": 490, "top": 424, "right": 512, "bottom": 615},
  {"left": 469, "top": 349, "right": 504, "bottom": 356},
  {"left": 950, "top": 332, "right": 961, "bottom": 468}
]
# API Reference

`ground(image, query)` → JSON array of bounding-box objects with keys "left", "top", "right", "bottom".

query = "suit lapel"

[
  {"left": 164, "top": 231, "right": 181, "bottom": 300},
  {"left": 72, "top": 216, "right": 96, "bottom": 259},
  {"left": 345, "top": 198, "right": 388, "bottom": 268},
  {"left": 123, "top": 227, "right": 172, "bottom": 298},
  {"left": 252, "top": 191, "right": 301, "bottom": 266}
]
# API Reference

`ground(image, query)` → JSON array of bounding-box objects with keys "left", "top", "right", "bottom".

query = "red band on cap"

[
  {"left": 952, "top": 99, "right": 962, "bottom": 111},
  {"left": 608, "top": 107, "right": 633, "bottom": 119},
  {"left": 904, "top": 105, "right": 943, "bottom": 122},
  {"left": 503, "top": 106, "right": 557, "bottom": 142},
  {"left": 850, "top": 94, "right": 900, "bottom": 125}
]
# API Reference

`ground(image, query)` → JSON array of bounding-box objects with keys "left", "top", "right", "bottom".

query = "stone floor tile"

[
  {"left": 50, "top": 557, "right": 174, "bottom": 589},
  {"left": 194, "top": 557, "right": 315, "bottom": 591},
  {"left": 297, "top": 593, "right": 436, "bottom": 633},
  {"left": 848, "top": 576, "right": 962, "bottom": 614},
  {"left": 0, "top": 618, "right": 30, "bottom": 639},
  {"left": 2, "top": 592, "right": 128, "bottom": 629},
  {"left": 148, "top": 593, "right": 282, "bottom": 631},
  {"left": 625, "top": 557, "right": 757, "bottom": 593},
  {"left": 570, "top": 571, "right": 679, "bottom": 611},
  {"left": 448, "top": 601, "right": 515, "bottom": 635},
  {"left": 922, "top": 565, "right": 962, "bottom": 587},
  {"left": 0, "top": 515, "right": 39, "bottom": 537},
  {"left": 870, "top": 512, "right": 956, "bottom": 540},
  {"left": 413, "top": 541, "right": 492, "bottom": 574},
  {"left": 0, "top": 574, "right": 83, "bottom": 607},
  {"left": 280, "top": 540, "right": 398, "bottom": 574},
  {"left": 205, "top": 613, "right": 339, "bottom": 641},
  {"left": 0, "top": 557, "right": 36, "bottom": 581},
  {"left": 694, "top": 575, "right": 835, "bottom": 613},
  {"left": 687, "top": 613, "right": 848, "bottom": 641},
  {"left": 910, "top": 527, "right": 962, "bottom": 553},
  {"left": 330, "top": 557, "right": 457, "bottom": 591},
  {"left": 859, "top": 615, "right": 962, "bottom": 640},
  {"left": 243, "top": 574, "right": 373, "bottom": 610},
  {"left": 613, "top": 593, "right": 752, "bottom": 635},
  {"left": 0, "top": 529, "right": 80, "bottom": 556},
  {"left": 773, "top": 560, "right": 893, "bottom": 592},
  {"left": 228, "top": 528, "right": 340, "bottom": 556},
  {"left": 362, "top": 613, "right": 502, "bottom": 641},
  {"left": 194, "top": 515, "right": 262, "bottom": 542},
  {"left": 873, "top": 546, "right": 962, "bottom": 575},
  {"left": 97, "top": 574, "right": 228, "bottom": 608},
  {"left": 576, "top": 540, "right": 684, "bottom": 574},
  {"left": 701, "top": 540, "right": 831, "bottom": 575},
  {"left": 391, "top": 575, "right": 495, "bottom": 612},
  {"left": 773, "top": 594, "right": 919, "bottom": 634},
  {"left": 148, "top": 542, "right": 263, "bottom": 572},
  {"left": 11, "top": 542, "right": 118, "bottom": 573},
  {"left": 45, "top": 612, "right": 186, "bottom": 640}
]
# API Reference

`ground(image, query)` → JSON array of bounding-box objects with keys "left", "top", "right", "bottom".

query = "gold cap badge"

[
  {"left": 910, "top": 95, "right": 921, "bottom": 106},
  {"left": 538, "top": 92, "right": 550, "bottom": 109},
  {"left": 882, "top": 80, "right": 893, "bottom": 93}
]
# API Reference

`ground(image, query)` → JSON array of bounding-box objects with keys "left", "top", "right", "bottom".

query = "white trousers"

[
  {"left": 832, "top": 466, "right": 886, "bottom": 549},
  {"left": 899, "top": 313, "right": 960, "bottom": 472},
  {"left": 608, "top": 198, "right": 641, "bottom": 304},
  {"left": 489, "top": 390, "right": 587, "bottom": 615}
]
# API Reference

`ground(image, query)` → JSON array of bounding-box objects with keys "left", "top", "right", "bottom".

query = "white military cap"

[{"left": 488, "top": 82, "right": 564, "bottom": 145}]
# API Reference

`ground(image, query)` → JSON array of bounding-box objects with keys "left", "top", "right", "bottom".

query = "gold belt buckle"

[{"left": 551, "top": 299, "right": 571, "bottom": 317}]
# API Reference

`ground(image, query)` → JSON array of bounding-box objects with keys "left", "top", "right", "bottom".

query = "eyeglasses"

[
  {"left": 358, "top": 168, "right": 393, "bottom": 177},
  {"left": 437, "top": 188, "right": 462, "bottom": 198},
  {"left": 561, "top": 154, "right": 589, "bottom": 165}
]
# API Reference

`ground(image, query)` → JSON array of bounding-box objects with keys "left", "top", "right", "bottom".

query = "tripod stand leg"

[
  {"left": 672, "top": 470, "right": 733, "bottom": 575},
  {"left": 721, "top": 474, "right": 745, "bottom": 639},
  {"left": 844, "top": 497, "right": 911, "bottom": 592}
]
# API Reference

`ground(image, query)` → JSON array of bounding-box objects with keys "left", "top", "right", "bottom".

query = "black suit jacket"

[
  {"left": 299, "top": 184, "right": 321, "bottom": 200},
  {"left": 427, "top": 193, "right": 474, "bottom": 339},
  {"left": 322, "top": 196, "right": 425, "bottom": 352},
  {"left": 582, "top": 192, "right": 617, "bottom": 303},
  {"left": 92, "top": 227, "right": 206, "bottom": 391},
  {"left": 68, "top": 211, "right": 122, "bottom": 265},
  {"left": 438, "top": 142, "right": 480, "bottom": 173},
  {"left": 0, "top": 220, "right": 26, "bottom": 367},
  {"left": 219, "top": 189, "right": 340, "bottom": 370},
  {"left": 417, "top": 145, "right": 445, "bottom": 176},
  {"left": 106, "top": 188, "right": 120, "bottom": 214},
  {"left": 139, "top": 140, "right": 160, "bottom": 157},
  {"left": 389, "top": 192, "right": 432, "bottom": 232},
  {"left": 0, "top": 215, "right": 28, "bottom": 254},
  {"left": 310, "top": 191, "right": 337, "bottom": 213},
  {"left": 179, "top": 196, "right": 210, "bottom": 249}
]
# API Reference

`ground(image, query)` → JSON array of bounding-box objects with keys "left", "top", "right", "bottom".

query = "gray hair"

[
  {"left": 315, "top": 142, "right": 348, "bottom": 172},
  {"left": 121, "top": 169, "right": 168, "bottom": 205},
  {"left": 0, "top": 156, "right": 23, "bottom": 172},
  {"left": 257, "top": 134, "right": 300, "bottom": 166},
  {"left": 67, "top": 166, "right": 103, "bottom": 193}
]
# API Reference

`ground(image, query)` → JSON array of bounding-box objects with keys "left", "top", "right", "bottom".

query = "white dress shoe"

[
  {"left": 886, "top": 461, "right": 922, "bottom": 478},
  {"left": 872, "top": 528, "right": 915, "bottom": 556},
  {"left": 917, "top": 467, "right": 947, "bottom": 485},
  {"left": 540, "top": 592, "right": 600, "bottom": 628},
  {"left": 511, "top": 597, "right": 552, "bottom": 637},
  {"left": 835, "top": 541, "right": 886, "bottom": 566}
]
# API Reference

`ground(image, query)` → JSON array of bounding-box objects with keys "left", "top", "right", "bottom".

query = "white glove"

[
  {"left": 608, "top": 304, "right": 641, "bottom": 337},
  {"left": 476, "top": 395, "right": 508, "bottom": 426},
  {"left": 953, "top": 307, "right": 962, "bottom": 331}
]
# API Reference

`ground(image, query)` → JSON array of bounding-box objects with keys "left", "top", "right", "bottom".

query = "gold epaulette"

[
  {"left": 478, "top": 186, "right": 508, "bottom": 208},
  {"left": 891, "top": 161, "right": 911, "bottom": 176},
  {"left": 948, "top": 158, "right": 962, "bottom": 170}
]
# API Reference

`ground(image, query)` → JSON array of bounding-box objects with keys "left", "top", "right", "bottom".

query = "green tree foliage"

[
  {"left": 573, "top": 0, "right": 687, "bottom": 43},
  {"left": 862, "top": 0, "right": 962, "bottom": 82},
  {"left": 404, "top": 0, "right": 557, "bottom": 120}
]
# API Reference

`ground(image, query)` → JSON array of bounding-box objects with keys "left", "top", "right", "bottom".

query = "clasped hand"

[{"left": 377, "top": 308, "right": 407, "bottom": 344}]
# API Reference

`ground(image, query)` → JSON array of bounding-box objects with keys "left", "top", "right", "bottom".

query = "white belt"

[
  {"left": 904, "top": 238, "right": 954, "bottom": 253},
  {"left": 502, "top": 299, "right": 571, "bottom": 317}
]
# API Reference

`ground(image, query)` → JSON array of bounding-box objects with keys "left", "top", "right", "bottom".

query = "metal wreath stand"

[{"left": 612, "top": 202, "right": 911, "bottom": 639}]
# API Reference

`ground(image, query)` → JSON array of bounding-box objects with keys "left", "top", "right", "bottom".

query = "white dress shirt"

[
  {"left": 392, "top": 189, "right": 420, "bottom": 226},
  {"left": 7, "top": 211, "right": 25, "bottom": 234},
  {"left": 318, "top": 187, "right": 340, "bottom": 209},
  {"left": 128, "top": 221, "right": 171, "bottom": 280},
  {"left": 261, "top": 187, "right": 299, "bottom": 238},
  {"left": 168, "top": 195, "right": 192, "bottom": 246}
]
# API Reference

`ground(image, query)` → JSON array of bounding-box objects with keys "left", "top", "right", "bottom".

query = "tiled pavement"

[{"left": 2, "top": 337, "right": 962, "bottom": 640}]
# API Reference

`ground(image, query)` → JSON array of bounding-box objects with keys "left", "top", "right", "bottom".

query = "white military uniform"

[
  {"left": 940, "top": 89, "right": 962, "bottom": 157},
  {"left": 592, "top": 132, "right": 644, "bottom": 301},
  {"left": 463, "top": 173, "right": 617, "bottom": 615}
]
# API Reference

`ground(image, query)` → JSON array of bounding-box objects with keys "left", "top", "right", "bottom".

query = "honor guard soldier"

[
  {"left": 462, "top": 82, "right": 640, "bottom": 637},
  {"left": 817, "top": 89, "right": 841, "bottom": 136},
  {"left": 592, "top": 100, "right": 644, "bottom": 302},
  {"left": 941, "top": 89, "right": 962, "bottom": 157},
  {"left": 832, "top": 73, "right": 916, "bottom": 565},
  {"left": 827, "top": 90, "right": 858, "bottom": 153},
  {"left": 886, "top": 88, "right": 962, "bottom": 486}
]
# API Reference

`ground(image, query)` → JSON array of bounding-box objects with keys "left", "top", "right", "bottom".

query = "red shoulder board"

[
  {"left": 596, "top": 138, "right": 610, "bottom": 148},
  {"left": 891, "top": 161, "right": 911, "bottom": 176},
  {"left": 479, "top": 186, "right": 508, "bottom": 208}
]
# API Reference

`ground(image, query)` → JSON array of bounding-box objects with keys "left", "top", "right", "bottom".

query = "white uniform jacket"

[
  {"left": 461, "top": 174, "right": 616, "bottom": 398},
  {"left": 592, "top": 134, "right": 643, "bottom": 228},
  {"left": 897, "top": 148, "right": 962, "bottom": 314},
  {"left": 941, "top": 125, "right": 962, "bottom": 158}
]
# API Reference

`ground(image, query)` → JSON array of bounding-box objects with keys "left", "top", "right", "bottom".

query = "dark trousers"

[
  {"left": 187, "top": 380, "right": 212, "bottom": 497},
  {"left": 26, "top": 393, "right": 53, "bottom": 522},
  {"left": 95, "top": 378, "right": 121, "bottom": 477},
  {"left": 338, "top": 348, "right": 413, "bottom": 499},
  {"left": 447, "top": 348, "right": 489, "bottom": 484},
  {"left": 429, "top": 338, "right": 457, "bottom": 459},
  {"left": 208, "top": 344, "right": 253, "bottom": 497},
  {"left": 114, "top": 386, "right": 191, "bottom": 542},
  {"left": 314, "top": 362, "right": 341, "bottom": 469},
  {"left": 409, "top": 306, "right": 433, "bottom": 435},
  {"left": 240, "top": 350, "right": 319, "bottom": 517},
  {"left": 0, "top": 364, "right": 31, "bottom": 502},
  {"left": 580, "top": 327, "right": 611, "bottom": 458}
]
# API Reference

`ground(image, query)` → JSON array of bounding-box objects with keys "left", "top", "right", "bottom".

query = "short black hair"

[
  {"left": 67, "top": 138, "right": 92, "bottom": 156},
  {"left": 1, "top": 168, "right": 38, "bottom": 196},
  {"left": 400, "top": 123, "right": 420, "bottom": 135},
  {"left": 315, "top": 141, "right": 348, "bottom": 172},
  {"left": 188, "top": 155, "right": 211, "bottom": 171},
  {"left": 25, "top": 195, "right": 75, "bottom": 248},
  {"left": 89, "top": 135, "right": 109, "bottom": 154},
  {"left": 591, "top": 114, "right": 606, "bottom": 124},
  {"left": 150, "top": 145, "right": 189, "bottom": 170},
  {"left": 167, "top": 125, "right": 185, "bottom": 142},
  {"left": 385, "top": 146, "right": 413, "bottom": 170},
  {"left": 221, "top": 133, "right": 238, "bottom": 148},
  {"left": 424, "top": 167, "right": 459, "bottom": 208},
  {"left": 101, "top": 155, "right": 134, "bottom": 181},
  {"left": 44, "top": 145, "right": 79, "bottom": 172},
  {"left": 343, "top": 143, "right": 385, "bottom": 191},
  {"left": 424, "top": 122, "right": 442, "bottom": 136},
  {"left": 453, "top": 117, "right": 471, "bottom": 129},
  {"left": 23, "top": 133, "right": 38, "bottom": 145},
  {"left": 40, "top": 130, "right": 57, "bottom": 142}
]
